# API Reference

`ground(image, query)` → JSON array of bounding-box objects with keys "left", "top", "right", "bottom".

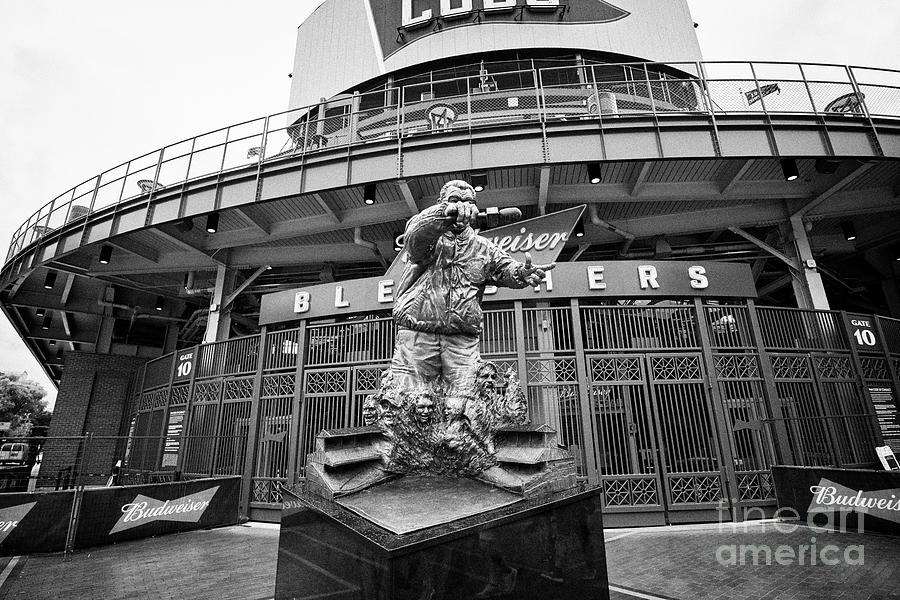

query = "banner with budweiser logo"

[
  {"left": 75, "top": 477, "right": 240, "bottom": 548},
  {"left": 772, "top": 466, "right": 900, "bottom": 535},
  {"left": 0, "top": 490, "right": 74, "bottom": 555},
  {"left": 0, "top": 477, "right": 240, "bottom": 555}
]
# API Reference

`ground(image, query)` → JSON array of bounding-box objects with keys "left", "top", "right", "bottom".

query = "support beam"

[
  {"left": 150, "top": 227, "right": 225, "bottom": 266},
  {"left": 397, "top": 181, "right": 419, "bottom": 217},
  {"left": 570, "top": 243, "right": 591, "bottom": 262},
  {"left": 222, "top": 265, "right": 269, "bottom": 310},
  {"left": 203, "top": 265, "right": 236, "bottom": 344},
  {"left": 728, "top": 226, "right": 799, "bottom": 271},
  {"left": 60, "top": 273, "right": 75, "bottom": 305},
  {"left": 788, "top": 215, "right": 830, "bottom": 309},
  {"left": 757, "top": 274, "right": 792, "bottom": 298},
  {"left": 310, "top": 193, "right": 341, "bottom": 223},
  {"left": 61, "top": 311, "right": 74, "bottom": 338},
  {"left": 108, "top": 238, "right": 160, "bottom": 263},
  {"left": 720, "top": 159, "right": 754, "bottom": 194},
  {"left": 791, "top": 162, "right": 874, "bottom": 217},
  {"left": 233, "top": 207, "right": 269, "bottom": 236},
  {"left": 537, "top": 166, "right": 551, "bottom": 215},
  {"left": 630, "top": 162, "right": 652, "bottom": 196}
]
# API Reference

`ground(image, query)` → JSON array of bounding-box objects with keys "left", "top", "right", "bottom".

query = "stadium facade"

[{"left": 3, "top": 0, "right": 900, "bottom": 523}]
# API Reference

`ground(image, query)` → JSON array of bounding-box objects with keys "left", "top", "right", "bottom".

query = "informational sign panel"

[
  {"left": 261, "top": 260, "right": 757, "bottom": 325},
  {"left": 843, "top": 313, "right": 884, "bottom": 352},
  {"left": 870, "top": 386, "right": 900, "bottom": 454},
  {"left": 161, "top": 409, "right": 186, "bottom": 468},
  {"left": 173, "top": 349, "right": 196, "bottom": 382}
]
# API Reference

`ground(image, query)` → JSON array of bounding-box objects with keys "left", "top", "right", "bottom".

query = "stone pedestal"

[{"left": 276, "top": 479, "right": 609, "bottom": 600}]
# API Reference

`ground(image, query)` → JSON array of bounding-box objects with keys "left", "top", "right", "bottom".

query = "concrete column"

[
  {"left": 788, "top": 216, "right": 830, "bottom": 310},
  {"left": 203, "top": 265, "right": 236, "bottom": 343}
]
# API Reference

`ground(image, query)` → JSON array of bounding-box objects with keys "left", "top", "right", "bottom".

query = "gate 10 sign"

[
  {"left": 174, "top": 349, "right": 196, "bottom": 382},
  {"left": 844, "top": 313, "right": 883, "bottom": 352}
]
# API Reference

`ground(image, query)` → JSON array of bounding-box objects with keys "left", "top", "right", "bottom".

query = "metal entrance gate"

[{"left": 589, "top": 353, "right": 732, "bottom": 525}]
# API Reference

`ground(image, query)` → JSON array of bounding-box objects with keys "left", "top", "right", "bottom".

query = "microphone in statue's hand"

[{"left": 443, "top": 206, "right": 522, "bottom": 229}]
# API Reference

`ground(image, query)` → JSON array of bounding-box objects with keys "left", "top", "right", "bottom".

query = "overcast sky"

[{"left": 0, "top": 0, "right": 898, "bottom": 410}]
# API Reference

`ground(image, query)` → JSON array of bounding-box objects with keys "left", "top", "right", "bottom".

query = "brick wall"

[{"left": 42, "top": 352, "right": 148, "bottom": 487}]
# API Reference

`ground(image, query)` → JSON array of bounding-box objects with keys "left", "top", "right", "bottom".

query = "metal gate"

[
  {"left": 588, "top": 353, "right": 729, "bottom": 525},
  {"left": 772, "top": 352, "right": 878, "bottom": 467}
]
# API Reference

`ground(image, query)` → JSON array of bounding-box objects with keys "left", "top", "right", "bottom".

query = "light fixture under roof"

[
  {"left": 155, "top": 296, "right": 165, "bottom": 311},
  {"left": 470, "top": 173, "right": 488, "bottom": 192},
  {"left": 99, "top": 245, "right": 113, "bottom": 264},
  {"left": 587, "top": 162, "right": 602, "bottom": 184},
  {"left": 573, "top": 219, "right": 585, "bottom": 238},
  {"left": 364, "top": 184, "right": 377, "bottom": 205},
  {"left": 42, "top": 314, "right": 52, "bottom": 330},
  {"left": 841, "top": 221, "right": 857, "bottom": 242},
  {"left": 780, "top": 158, "right": 799, "bottom": 182},
  {"left": 206, "top": 212, "right": 220, "bottom": 233},
  {"left": 43, "top": 272, "right": 56, "bottom": 290}
]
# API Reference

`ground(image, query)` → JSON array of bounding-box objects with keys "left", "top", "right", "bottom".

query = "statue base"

[{"left": 276, "top": 479, "right": 609, "bottom": 600}]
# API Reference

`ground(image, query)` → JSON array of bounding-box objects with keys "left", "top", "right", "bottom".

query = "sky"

[{"left": 0, "top": 0, "right": 898, "bottom": 411}]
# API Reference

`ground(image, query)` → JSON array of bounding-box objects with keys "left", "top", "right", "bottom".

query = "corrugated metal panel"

[
  {"left": 361, "top": 220, "right": 409, "bottom": 240},
  {"left": 128, "top": 230, "right": 189, "bottom": 254},
  {"left": 598, "top": 198, "right": 766, "bottom": 221},
  {"left": 258, "top": 229, "right": 357, "bottom": 248},
  {"left": 843, "top": 161, "right": 900, "bottom": 191},
  {"left": 550, "top": 162, "right": 638, "bottom": 186},
  {"left": 257, "top": 195, "right": 328, "bottom": 222},
  {"left": 742, "top": 158, "right": 814, "bottom": 181},
  {"left": 647, "top": 159, "right": 728, "bottom": 183}
]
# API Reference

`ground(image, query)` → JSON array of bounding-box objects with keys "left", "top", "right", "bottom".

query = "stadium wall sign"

[
  {"left": 260, "top": 260, "right": 757, "bottom": 325},
  {"left": 370, "top": 0, "right": 630, "bottom": 55}
]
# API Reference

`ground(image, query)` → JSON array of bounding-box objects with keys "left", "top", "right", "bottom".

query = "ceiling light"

[
  {"left": 36, "top": 308, "right": 45, "bottom": 318},
  {"left": 99, "top": 245, "right": 113, "bottom": 264},
  {"left": 155, "top": 296, "right": 165, "bottom": 311},
  {"left": 841, "top": 222, "right": 856, "bottom": 242},
  {"left": 42, "top": 314, "right": 52, "bottom": 330},
  {"left": 206, "top": 212, "right": 219, "bottom": 233},
  {"left": 587, "top": 162, "right": 602, "bottom": 184},
  {"left": 393, "top": 231, "right": 404, "bottom": 252},
  {"left": 43, "top": 272, "right": 57, "bottom": 289},
  {"left": 780, "top": 158, "right": 799, "bottom": 182},
  {"left": 364, "top": 184, "right": 377, "bottom": 205},
  {"left": 470, "top": 173, "right": 488, "bottom": 192},
  {"left": 573, "top": 220, "right": 585, "bottom": 238}
]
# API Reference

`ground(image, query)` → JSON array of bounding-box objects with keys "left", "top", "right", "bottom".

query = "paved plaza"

[{"left": 0, "top": 520, "right": 897, "bottom": 599}]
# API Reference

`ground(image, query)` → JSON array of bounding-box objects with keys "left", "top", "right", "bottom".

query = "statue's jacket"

[{"left": 393, "top": 202, "right": 529, "bottom": 336}]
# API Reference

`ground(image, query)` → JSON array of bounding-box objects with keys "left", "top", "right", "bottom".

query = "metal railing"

[{"left": 6, "top": 61, "right": 900, "bottom": 268}]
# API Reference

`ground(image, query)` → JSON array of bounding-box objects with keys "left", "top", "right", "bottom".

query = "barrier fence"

[
  {"left": 108, "top": 301, "right": 900, "bottom": 521},
  {"left": 6, "top": 60, "right": 900, "bottom": 266}
]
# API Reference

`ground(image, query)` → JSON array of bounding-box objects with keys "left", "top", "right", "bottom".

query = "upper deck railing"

[{"left": 6, "top": 61, "right": 900, "bottom": 268}]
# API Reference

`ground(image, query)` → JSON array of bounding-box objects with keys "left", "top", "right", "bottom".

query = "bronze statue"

[
  {"left": 391, "top": 179, "right": 554, "bottom": 392},
  {"left": 306, "top": 180, "right": 576, "bottom": 497}
]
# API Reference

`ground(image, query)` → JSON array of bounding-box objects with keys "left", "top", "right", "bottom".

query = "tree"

[{"left": 0, "top": 371, "right": 50, "bottom": 437}]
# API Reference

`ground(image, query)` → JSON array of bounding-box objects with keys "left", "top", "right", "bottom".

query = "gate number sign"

[
  {"left": 844, "top": 314, "right": 883, "bottom": 351},
  {"left": 174, "top": 350, "right": 196, "bottom": 381}
]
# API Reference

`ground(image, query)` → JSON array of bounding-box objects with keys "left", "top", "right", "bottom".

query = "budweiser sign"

[
  {"left": 385, "top": 205, "right": 584, "bottom": 281},
  {"left": 0, "top": 502, "right": 35, "bottom": 545},
  {"left": 110, "top": 486, "right": 219, "bottom": 534},
  {"left": 808, "top": 478, "right": 900, "bottom": 524}
]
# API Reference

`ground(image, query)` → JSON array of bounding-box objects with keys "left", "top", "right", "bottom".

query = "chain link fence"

[{"left": 0, "top": 434, "right": 246, "bottom": 493}]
